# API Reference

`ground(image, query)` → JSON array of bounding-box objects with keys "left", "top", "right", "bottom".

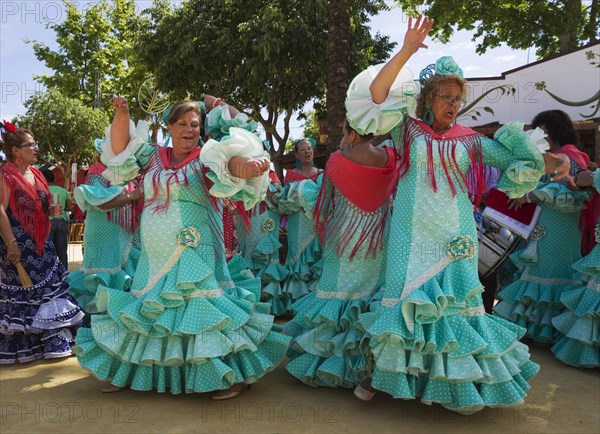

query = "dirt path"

[{"left": 1, "top": 345, "right": 598, "bottom": 434}]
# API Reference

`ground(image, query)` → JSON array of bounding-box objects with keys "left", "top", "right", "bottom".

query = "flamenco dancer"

[
  {"left": 276, "top": 139, "right": 323, "bottom": 315},
  {"left": 283, "top": 117, "right": 404, "bottom": 389},
  {"left": 73, "top": 97, "right": 290, "bottom": 399},
  {"left": 347, "top": 16, "right": 571, "bottom": 413},
  {"left": 0, "top": 121, "right": 84, "bottom": 363}
]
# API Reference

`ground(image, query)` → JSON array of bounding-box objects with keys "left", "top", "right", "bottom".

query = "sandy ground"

[{"left": 0, "top": 250, "right": 598, "bottom": 434}]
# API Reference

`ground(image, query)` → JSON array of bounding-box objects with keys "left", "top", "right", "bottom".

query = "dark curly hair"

[{"left": 531, "top": 110, "right": 579, "bottom": 148}]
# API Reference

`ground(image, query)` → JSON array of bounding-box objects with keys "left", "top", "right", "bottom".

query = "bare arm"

[
  {"left": 370, "top": 15, "right": 434, "bottom": 104},
  {"left": 108, "top": 96, "right": 131, "bottom": 155},
  {"left": 97, "top": 187, "right": 143, "bottom": 211},
  {"left": 0, "top": 178, "right": 20, "bottom": 263}
]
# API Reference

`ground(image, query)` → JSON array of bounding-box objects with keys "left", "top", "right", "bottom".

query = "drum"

[{"left": 476, "top": 207, "right": 520, "bottom": 278}]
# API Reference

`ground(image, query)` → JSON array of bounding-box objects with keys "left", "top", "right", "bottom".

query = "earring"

[
  {"left": 15, "top": 157, "right": 23, "bottom": 166},
  {"left": 423, "top": 103, "right": 434, "bottom": 126}
]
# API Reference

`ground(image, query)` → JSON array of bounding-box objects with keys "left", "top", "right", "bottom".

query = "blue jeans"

[{"left": 50, "top": 219, "right": 68, "bottom": 267}]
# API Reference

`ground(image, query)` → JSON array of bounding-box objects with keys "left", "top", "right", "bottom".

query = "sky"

[{"left": 1, "top": 1, "right": 533, "bottom": 138}]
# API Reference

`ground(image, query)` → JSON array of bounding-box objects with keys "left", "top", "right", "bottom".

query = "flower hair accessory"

[{"left": 419, "top": 56, "right": 464, "bottom": 85}]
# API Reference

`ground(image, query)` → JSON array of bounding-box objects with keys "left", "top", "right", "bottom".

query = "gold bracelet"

[{"left": 6, "top": 239, "right": 17, "bottom": 245}]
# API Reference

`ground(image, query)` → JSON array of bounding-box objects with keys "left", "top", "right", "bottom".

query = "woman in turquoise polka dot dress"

[
  {"left": 74, "top": 97, "right": 290, "bottom": 400},
  {"left": 235, "top": 167, "right": 289, "bottom": 315},
  {"left": 347, "top": 16, "right": 571, "bottom": 414},
  {"left": 550, "top": 168, "right": 600, "bottom": 367},
  {"left": 494, "top": 110, "right": 590, "bottom": 344},
  {"left": 68, "top": 153, "right": 142, "bottom": 319},
  {"left": 276, "top": 139, "right": 323, "bottom": 315},
  {"left": 283, "top": 118, "right": 404, "bottom": 389}
]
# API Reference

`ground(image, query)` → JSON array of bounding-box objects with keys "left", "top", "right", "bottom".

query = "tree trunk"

[
  {"left": 558, "top": 0, "right": 582, "bottom": 53},
  {"left": 588, "top": 0, "right": 599, "bottom": 43},
  {"left": 326, "top": 0, "right": 350, "bottom": 156}
]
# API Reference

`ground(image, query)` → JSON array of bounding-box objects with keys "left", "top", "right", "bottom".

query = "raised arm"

[
  {"left": 370, "top": 15, "right": 434, "bottom": 104},
  {"left": 108, "top": 96, "right": 131, "bottom": 155}
]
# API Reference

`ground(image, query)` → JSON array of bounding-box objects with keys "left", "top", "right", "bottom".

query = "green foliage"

[
  {"left": 17, "top": 90, "right": 109, "bottom": 182},
  {"left": 28, "top": 0, "right": 150, "bottom": 120},
  {"left": 299, "top": 110, "right": 321, "bottom": 143},
  {"left": 134, "top": 0, "right": 394, "bottom": 161},
  {"left": 393, "top": 0, "right": 599, "bottom": 58}
]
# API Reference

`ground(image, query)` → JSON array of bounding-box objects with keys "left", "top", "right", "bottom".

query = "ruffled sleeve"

[
  {"left": 345, "top": 63, "right": 419, "bottom": 135},
  {"left": 200, "top": 127, "right": 270, "bottom": 210},
  {"left": 481, "top": 122, "right": 545, "bottom": 198},
  {"left": 73, "top": 177, "right": 123, "bottom": 212},
  {"left": 594, "top": 168, "right": 600, "bottom": 193},
  {"left": 297, "top": 174, "right": 323, "bottom": 221},
  {"left": 99, "top": 120, "right": 153, "bottom": 186},
  {"left": 534, "top": 182, "right": 590, "bottom": 212},
  {"left": 265, "top": 182, "right": 283, "bottom": 210},
  {"left": 205, "top": 104, "right": 258, "bottom": 141}
]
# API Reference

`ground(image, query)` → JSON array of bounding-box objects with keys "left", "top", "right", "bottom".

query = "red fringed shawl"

[
  {"left": 396, "top": 118, "right": 488, "bottom": 208},
  {"left": 314, "top": 147, "right": 400, "bottom": 260},
  {"left": 145, "top": 146, "right": 249, "bottom": 246},
  {"left": 285, "top": 169, "right": 322, "bottom": 183},
  {"left": 1, "top": 163, "right": 51, "bottom": 254}
]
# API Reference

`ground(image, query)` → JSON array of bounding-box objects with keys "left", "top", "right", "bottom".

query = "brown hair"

[
  {"left": 2, "top": 129, "right": 34, "bottom": 162},
  {"left": 167, "top": 101, "right": 203, "bottom": 125},
  {"left": 415, "top": 75, "right": 467, "bottom": 120}
]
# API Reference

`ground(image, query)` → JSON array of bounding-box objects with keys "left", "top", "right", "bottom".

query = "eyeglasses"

[
  {"left": 18, "top": 142, "right": 39, "bottom": 149},
  {"left": 435, "top": 94, "right": 463, "bottom": 106}
]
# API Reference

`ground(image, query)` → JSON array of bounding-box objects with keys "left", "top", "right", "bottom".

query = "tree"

[
  {"left": 135, "top": 0, "right": 393, "bottom": 177},
  {"left": 17, "top": 90, "right": 109, "bottom": 184},
  {"left": 28, "top": 0, "right": 149, "bottom": 120},
  {"left": 393, "top": 0, "right": 599, "bottom": 58}
]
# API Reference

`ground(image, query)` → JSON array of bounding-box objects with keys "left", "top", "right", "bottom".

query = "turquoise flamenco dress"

[
  {"left": 284, "top": 146, "right": 400, "bottom": 388},
  {"left": 236, "top": 174, "right": 288, "bottom": 315},
  {"left": 68, "top": 162, "right": 141, "bottom": 317},
  {"left": 74, "top": 123, "right": 290, "bottom": 393},
  {"left": 276, "top": 170, "right": 323, "bottom": 315},
  {"left": 346, "top": 64, "right": 543, "bottom": 413},
  {"left": 551, "top": 168, "right": 600, "bottom": 367},
  {"left": 494, "top": 159, "right": 590, "bottom": 344}
]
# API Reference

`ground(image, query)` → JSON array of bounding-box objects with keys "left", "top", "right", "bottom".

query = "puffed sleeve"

[
  {"left": 98, "top": 120, "right": 153, "bottom": 186},
  {"left": 73, "top": 175, "right": 123, "bottom": 212},
  {"left": 345, "top": 63, "right": 419, "bottom": 135},
  {"left": 534, "top": 182, "right": 590, "bottom": 212},
  {"left": 481, "top": 122, "right": 545, "bottom": 198},
  {"left": 200, "top": 127, "right": 270, "bottom": 210},
  {"left": 205, "top": 104, "right": 258, "bottom": 141}
]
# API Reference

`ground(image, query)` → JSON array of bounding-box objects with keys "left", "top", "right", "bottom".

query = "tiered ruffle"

[
  {"left": 74, "top": 242, "right": 290, "bottom": 393},
  {"left": 1, "top": 237, "right": 84, "bottom": 364},
  {"left": 551, "top": 247, "right": 600, "bottom": 367},
  {"left": 363, "top": 259, "right": 539, "bottom": 414},
  {"left": 284, "top": 290, "right": 379, "bottom": 388}
]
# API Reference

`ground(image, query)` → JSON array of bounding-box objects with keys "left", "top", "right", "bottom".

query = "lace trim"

[
  {"left": 289, "top": 233, "right": 317, "bottom": 264},
  {"left": 400, "top": 257, "right": 452, "bottom": 300},
  {"left": 187, "top": 288, "right": 224, "bottom": 299},
  {"left": 520, "top": 274, "right": 573, "bottom": 286},
  {"left": 316, "top": 289, "right": 373, "bottom": 300},
  {"left": 218, "top": 280, "right": 236, "bottom": 289},
  {"left": 132, "top": 245, "right": 186, "bottom": 297},
  {"left": 587, "top": 280, "right": 600, "bottom": 292},
  {"left": 460, "top": 306, "right": 485, "bottom": 316}
]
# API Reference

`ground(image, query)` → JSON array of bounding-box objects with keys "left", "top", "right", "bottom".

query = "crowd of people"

[{"left": 1, "top": 16, "right": 597, "bottom": 415}]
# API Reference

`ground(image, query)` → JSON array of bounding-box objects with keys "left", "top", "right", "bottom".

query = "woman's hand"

[
  {"left": 128, "top": 186, "right": 144, "bottom": 202},
  {"left": 575, "top": 170, "right": 594, "bottom": 188},
  {"left": 6, "top": 242, "right": 21, "bottom": 264},
  {"left": 228, "top": 156, "right": 270, "bottom": 179},
  {"left": 108, "top": 96, "right": 129, "bottom": 114},
  {"left": 544, "top": 152, "right": 575, "bottom": 186},
  {"left": 403, "top": 15, "right": 434, "bottom": 54}
]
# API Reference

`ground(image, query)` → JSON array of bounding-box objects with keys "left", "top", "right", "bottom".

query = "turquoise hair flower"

[{"left": 435, "top": 56, "right": 463, "bottom": 78}]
